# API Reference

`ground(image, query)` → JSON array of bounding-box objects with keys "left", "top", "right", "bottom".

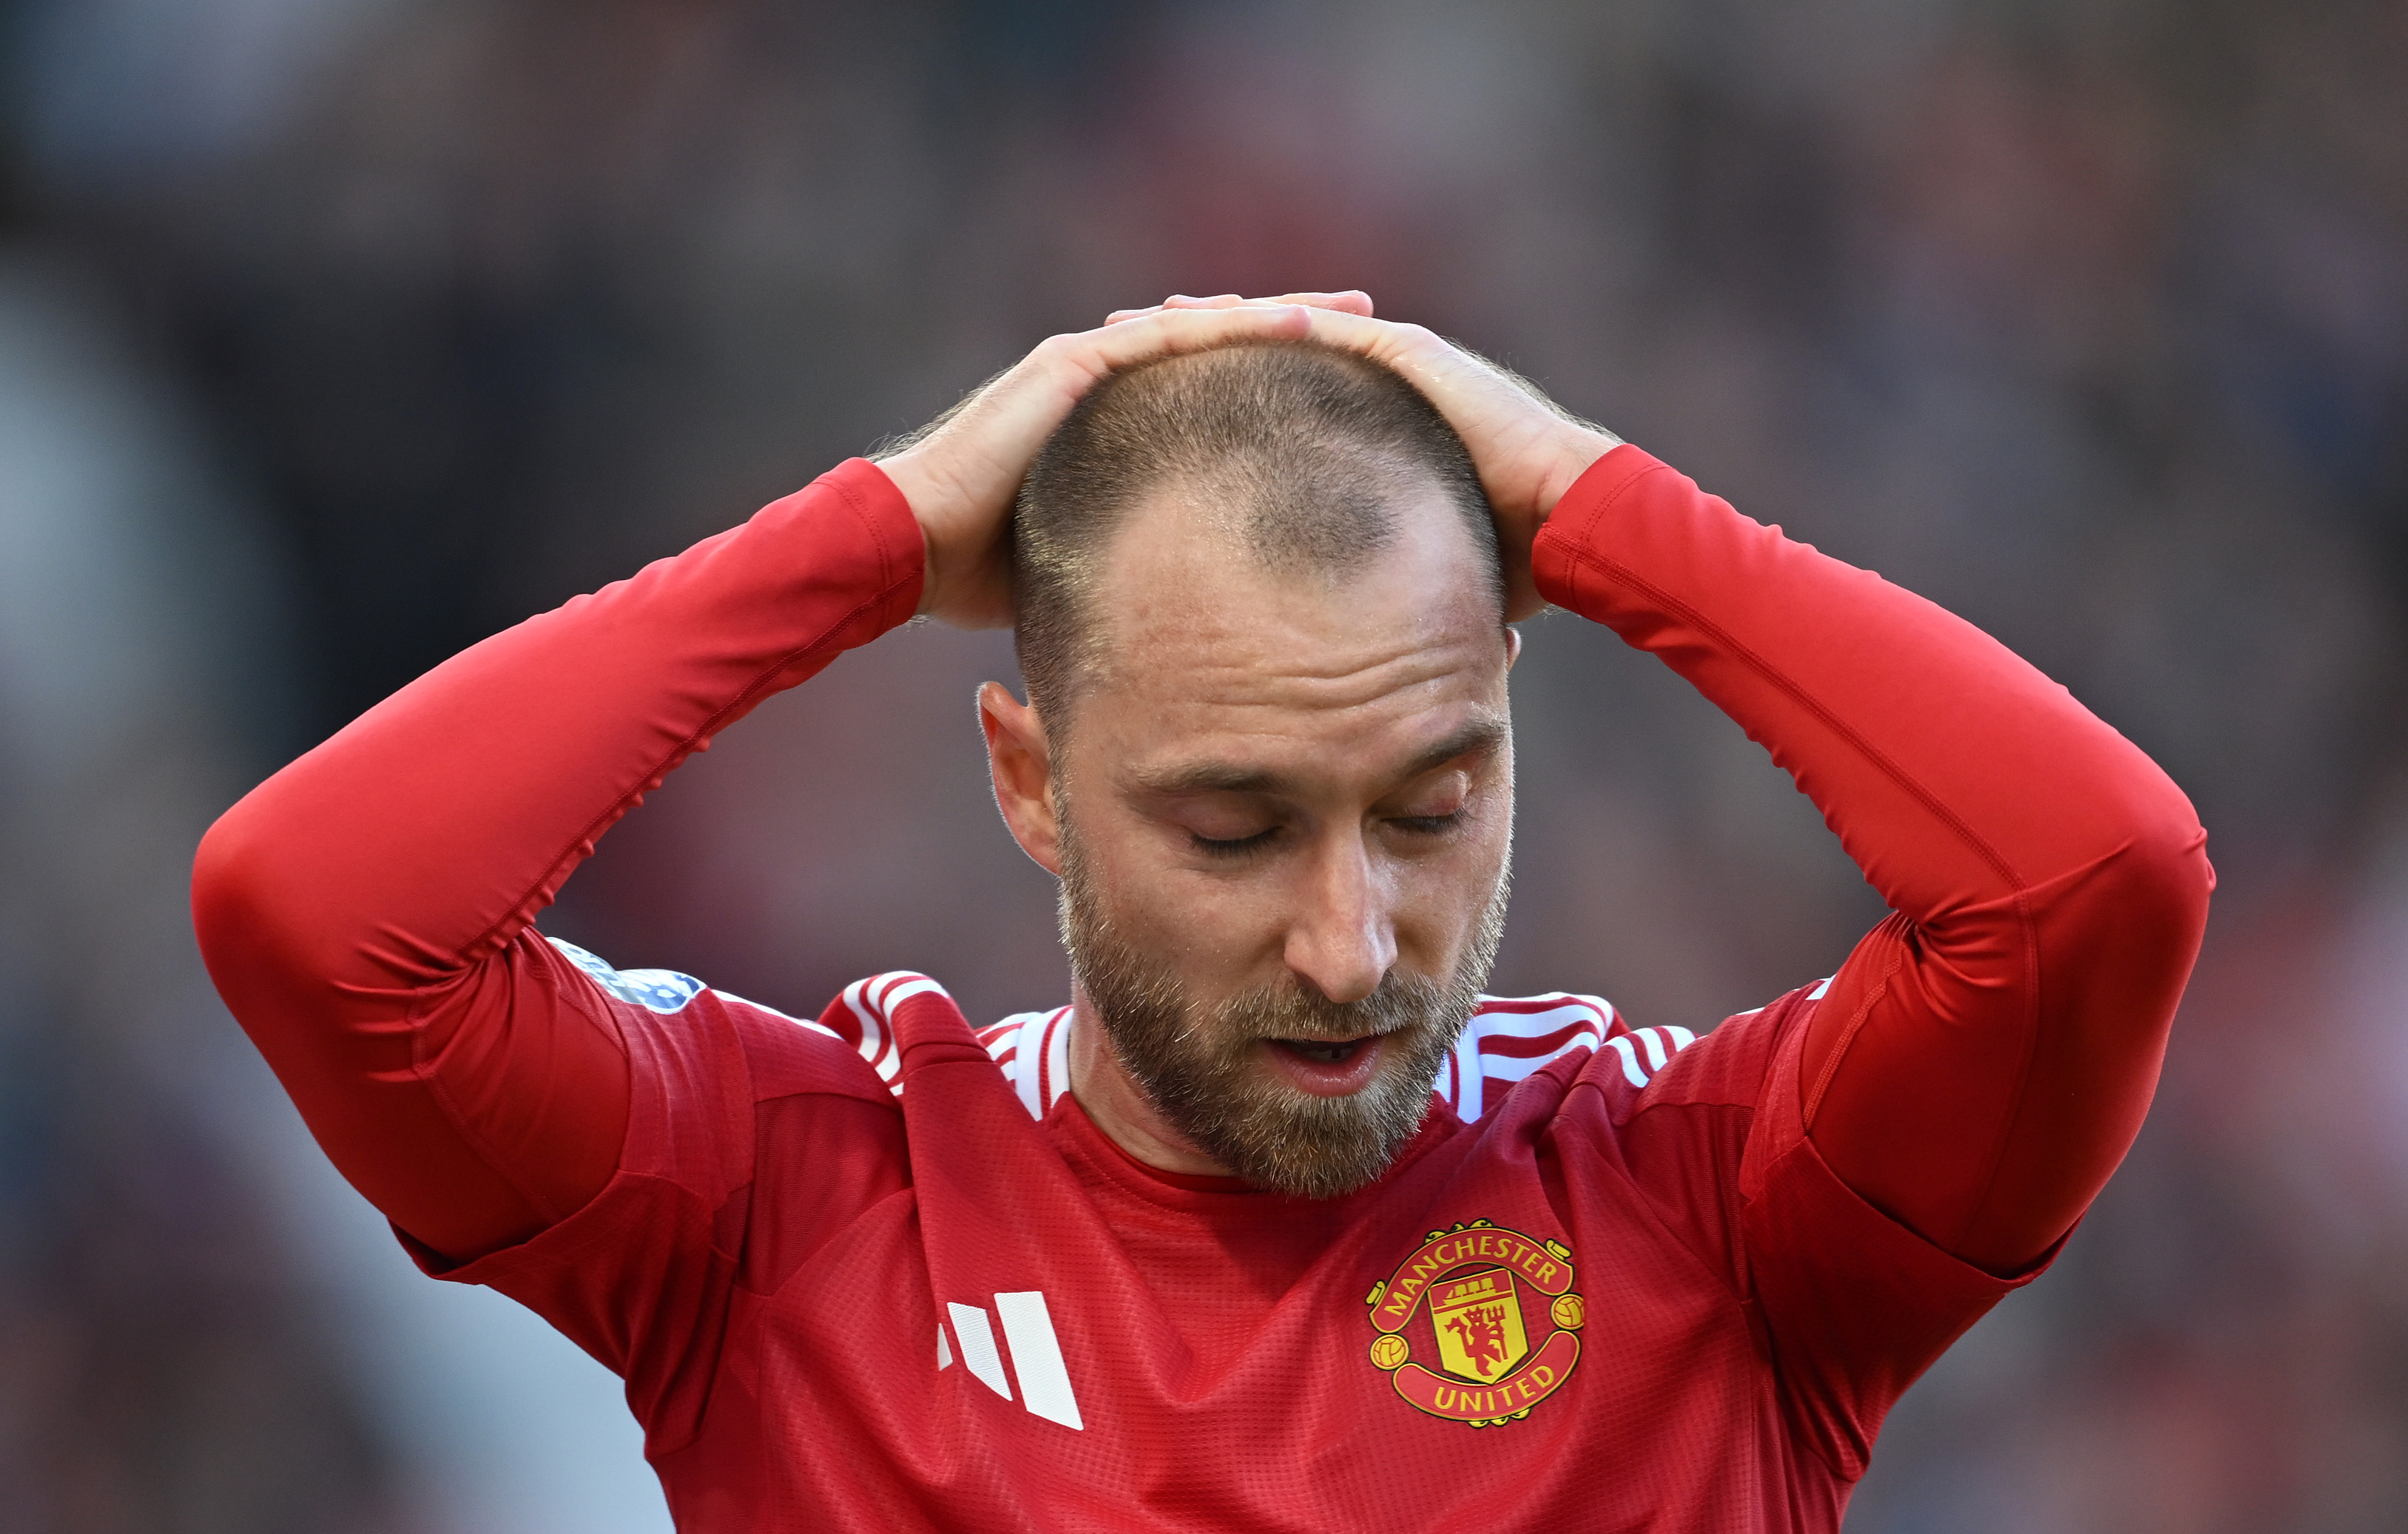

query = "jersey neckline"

[{"left": 1042, "top": 1081, "right": 1463, "bottom": 1214}]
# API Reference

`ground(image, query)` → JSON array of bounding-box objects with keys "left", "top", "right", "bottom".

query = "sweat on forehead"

[{"left": 1011, "top": 339, "right": 1503, "bottom": 731}]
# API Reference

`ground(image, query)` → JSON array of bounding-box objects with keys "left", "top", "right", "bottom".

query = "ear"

[
  {"left": 1505, "top": 625, "right": 1523, "bottom": 671},
  {"left": 979, "top": 681, "right": 1062, "bottom": 875}
]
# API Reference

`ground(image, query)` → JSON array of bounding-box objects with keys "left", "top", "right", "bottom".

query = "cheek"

[
  {"left": 1398, "top": 813, "right": 1513, "bottom": 946},
  {"left": 1078, "top": 823, "right": 1283, "bottom": 967}
]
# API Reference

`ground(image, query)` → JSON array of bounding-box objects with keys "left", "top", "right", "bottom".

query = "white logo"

[
  {"left": 547, "top": 939, "right": 706, "bottom": 1014},
  {"left": 938, "top": 1291, "right": 1084, "bottom": 1430}
]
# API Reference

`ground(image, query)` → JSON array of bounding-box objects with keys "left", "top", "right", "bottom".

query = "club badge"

[{"left": 1363, "top": 1220, "right": 1584, "bottom": 1427}]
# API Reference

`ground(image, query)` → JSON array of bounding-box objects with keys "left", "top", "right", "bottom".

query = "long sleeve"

[
  {"left": 1532, "top": 446, "right": 2212, "bottom": 1274},
  {"left": 192, "top": 459, "right": 924, "bottom": 1262}
]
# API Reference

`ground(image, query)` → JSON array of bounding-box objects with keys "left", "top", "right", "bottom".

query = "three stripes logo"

[{"left": 938, "top": 1291, "right": 1085, "bottom": 1430}]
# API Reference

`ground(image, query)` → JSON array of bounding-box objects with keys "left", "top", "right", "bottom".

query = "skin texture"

[
  {"left": 883, "top": 292, "right": 1390, "bottom": 629},
  {"left": 880, "top": 288, "right": 1616, "bottom": 1185},
  {"left": 880, "top": 290, "right": 1619, "bottom": 630},
  {"left": 1100, "top": 295, "right": 1622, "bottom": 620},
  {"left": 979, "top": 472, "right": 1522, "bottom": 1182}
]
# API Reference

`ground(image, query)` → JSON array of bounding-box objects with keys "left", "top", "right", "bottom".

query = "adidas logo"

[{"left": 938, "top": 1291, "right": 1084, "bottom": 1430}]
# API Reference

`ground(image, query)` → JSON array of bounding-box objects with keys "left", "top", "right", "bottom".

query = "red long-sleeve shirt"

[{"left": 193, "top": 446, "right": 2210, "bottom": 1530}]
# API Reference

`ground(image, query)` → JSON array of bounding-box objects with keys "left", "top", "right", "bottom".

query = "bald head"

[{"left": 1011, "top": 340, "right": 1503, "bottom": 731}]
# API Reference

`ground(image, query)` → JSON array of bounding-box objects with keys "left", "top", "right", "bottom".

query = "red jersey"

[{"left": 192, "top": 447, "right": 2213, "bottom": 1531}]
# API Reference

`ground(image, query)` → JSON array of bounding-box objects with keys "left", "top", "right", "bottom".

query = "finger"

[
  {"left": 1105, "top": 294, "right": 1244, "bottom": 324},
  {"left": 1113, "top": 307, "right": 1452, "bottom": 391},
  {"left": 1284, "top": 307, "right": 1423, "bottom": 365},
  {"left": 1264, "top": 290, "right": 1375, "bottom": 315},
  {"left": 945, "top": 305, "right": 1321, "bottom": 447},
  {"left": 1070, "top": 303, "right": 1317, "bottom": 376},
  {"left": 1181, "top": 291, "right": 1369, "bottom": 315},
  {"left": 1107, "top": 291, "right": 1372, "bottom": 324},
  {"left": 1285, "top": 309, "right": 1544, "bottom": 427}
]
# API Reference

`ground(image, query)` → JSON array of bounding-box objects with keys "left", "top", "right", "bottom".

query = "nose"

[{"left": 1282, "top": 833, "right": 1397, "bottom": 1006}]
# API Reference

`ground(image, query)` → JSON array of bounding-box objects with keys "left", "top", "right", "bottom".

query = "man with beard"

[{"left": 195, "top": 292, "right": 2212, "bottom": 1530}]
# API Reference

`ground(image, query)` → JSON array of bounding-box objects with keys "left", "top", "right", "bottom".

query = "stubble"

[{"left": 1057, "top": 817, "right": 1509, "bottom": 1199}]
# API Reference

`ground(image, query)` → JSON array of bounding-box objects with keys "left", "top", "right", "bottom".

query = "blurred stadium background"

[{"left": 1, "top": 1, "right": 2403, "bottom": 1529}]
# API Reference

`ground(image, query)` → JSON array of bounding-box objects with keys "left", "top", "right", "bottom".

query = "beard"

[{"left": 1057, "top": 817, "right": 1509, "bottom": 1200}]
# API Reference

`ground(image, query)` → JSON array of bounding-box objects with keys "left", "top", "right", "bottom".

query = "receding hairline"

[
  {"left": 1011, "top": 337, "right": 1505, "bottom": 734},
  {"left": 1070, "top": 456, "right": 1508, "bottom": 690},
  {"left": 1104, "top": 447, "right": 1488, "bottom": 584}
]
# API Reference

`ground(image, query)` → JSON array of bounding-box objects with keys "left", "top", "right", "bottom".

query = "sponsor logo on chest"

[{"left": 1363, "top": 1220, "right": 1585, "bottom": 1427}]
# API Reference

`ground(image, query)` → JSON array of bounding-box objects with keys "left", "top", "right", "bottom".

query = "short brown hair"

[{"left": 1012, "top": 339, "right": 1501, "bottom": 730}]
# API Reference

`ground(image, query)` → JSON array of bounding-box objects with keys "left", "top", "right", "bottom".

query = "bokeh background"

[{"left": 1, "top": 0, "right": 2403, "bottom": 1529}]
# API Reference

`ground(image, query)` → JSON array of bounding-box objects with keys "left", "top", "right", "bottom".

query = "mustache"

[
  {"left": 1213, "top": 973, "right": 1454, "bottom": 1044},
  {"left": 1052, "top": 802, "right": 1511, "bottom": 1198}
]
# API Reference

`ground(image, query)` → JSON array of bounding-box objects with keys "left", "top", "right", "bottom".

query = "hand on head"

[
  {"left": 878, "top": 291, "right": 1619, "bottom": 628},
  {"left": 877, "top": 301, "right": 1328, "bottom": 628},
  {"left": 1102, "top": 291, "right": 1378, "bottom": 325}
]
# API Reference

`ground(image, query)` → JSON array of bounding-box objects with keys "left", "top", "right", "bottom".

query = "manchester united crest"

[{"left": 1363, "top": 1220, "right": 1583, "bottom": 1427}]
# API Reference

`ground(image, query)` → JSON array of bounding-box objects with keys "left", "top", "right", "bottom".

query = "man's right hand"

[
  {"left": 877, "top": 294, "right": 1374, "bottom": 629},
  {"left": 1099, "top": 294, "right": 1622, "bottom": 621}
]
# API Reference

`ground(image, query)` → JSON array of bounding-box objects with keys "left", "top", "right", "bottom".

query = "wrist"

[
  {"left": 869, "top": 448, "right": 952, "bottom": 616},
  {"left": 1531, "top": 429, "right": 1624, "bottom": 521}
]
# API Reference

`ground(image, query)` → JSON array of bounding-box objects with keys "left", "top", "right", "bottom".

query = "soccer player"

[{"left": 194, "top": 291, "right": 2211, "bottom": 1530}]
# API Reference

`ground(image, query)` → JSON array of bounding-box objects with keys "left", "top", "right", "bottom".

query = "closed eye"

[
  {"left": 1190, "top": 828, "right": 1281, "bottom": 858},
  {"left": 1387, "top": 812, "right": 1466, "bottom": 836}
]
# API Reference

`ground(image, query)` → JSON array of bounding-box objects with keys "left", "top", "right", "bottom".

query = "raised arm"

[
  {"left": 192, "top": 462, "right": 926, "bottom": 1259},
  {"left": 1247, "top": 300, "right": 2210, "bottom": 1275},
  {"left": 192, "top": 302, "right": 1346, "bottom": 1263},
  {"left": 1529, "top": 447, "right": 2210, "bottom": 1274}
]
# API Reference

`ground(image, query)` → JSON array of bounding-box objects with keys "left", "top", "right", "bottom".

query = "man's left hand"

[{"left": 1106, "top": 294, "right": 1621, "bottom": 621}]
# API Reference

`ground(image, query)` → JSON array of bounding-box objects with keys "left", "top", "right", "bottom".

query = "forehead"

[{"left": 1068, "top": 474, "right": 1508, "bottom": 784}]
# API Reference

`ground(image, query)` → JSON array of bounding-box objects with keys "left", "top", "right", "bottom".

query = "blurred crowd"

[{"left": 0, "top": 0, "right": 2402, "bottom": 1529}]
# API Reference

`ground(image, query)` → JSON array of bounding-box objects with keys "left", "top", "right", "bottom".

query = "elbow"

[
  {"left": 192, "top": 797, "right": 277, "bottom": 993},
  {"left": 192, "top": 789, "right": 328, "bottom": 1010},
  {"left": 2089, "top": 781, "right": 2215, "bottom": 977},
  {"left": 195, "top": 771, "right": 469, "bottom": 1009}
]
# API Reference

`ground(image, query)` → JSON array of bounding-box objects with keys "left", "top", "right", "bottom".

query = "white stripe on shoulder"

[
  {"left": 1601, "top": 1021, "right": 1705, "bottom": 1092},
  {"left": 837, "top": 970, "right": 955, "bottom": 1096},
  {"left": 985, "top": 1007, "right": 1073, "bottom": 1121},
  {"left": 1472, "top": 1005, "right": 1610, "bottom": 1041},
  {"left": 1634, "top": 1027, "right": 1669, "bottom": 1072},
  {"left": 1446, "top": 993, "right": 1618, "bottom": 1124},
  {"left": 1602, "top": 1034, "right": 1650, "bottom": 1088},
  {"left": 1043, "top": 1008, "right": 1073, "bottom": 1114},
  {"left": 1471, "top": 993, "right": 1616, "bottom": 1034},
  {"left": 840, "top": 979, "right": 894, "bottom": 1081},
  {"left": 877, "top": 974, "right": 950, "bottom": 1012},
  {"left": 979, "top": 1019, "right": 1025, "bottom": 1063},
  {"left": 1012, "top": 1011, "right": 1049, "bottom": 1121},
  {"left": 1444, "top": 1019, "right": 1483, "bottom": 1122},
  {"left": 1807, "top": 976, "right": 1835, "bottom": 1001}
]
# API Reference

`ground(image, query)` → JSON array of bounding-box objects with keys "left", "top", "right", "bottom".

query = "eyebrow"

[{"left": 1127, "top": 714, "right": 1510, "bottom": 798}]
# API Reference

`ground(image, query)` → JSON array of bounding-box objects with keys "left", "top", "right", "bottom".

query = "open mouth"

[
  {"left": 1272, "top": 1038, "right": 1372, "bottom": 1065},
  {"left": 1259, "top": 1034, "right": 1388, "bottom": 1096}
]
